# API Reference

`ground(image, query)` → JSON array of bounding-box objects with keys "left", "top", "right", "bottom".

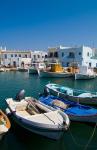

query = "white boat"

[
  {"left": 38, "top": 63, "right": 73, "bottom": 78},
  {"left": 0, "top": 110, "right": 11, "bottom": 140},
  {"left": 28, "top": 62, "right": 46, "bottom": 74},
  {"left": 0, "top": 68, "right": 5, "bottom": 72},
  {"left": 75, "top": 66, "right": 96, "bottom": 80},
  {"left": 17, "top": 67, "right": 28, "bottom": 72},
  {"left": 6, "top": 93, "right": 70, "bottom": 140}
]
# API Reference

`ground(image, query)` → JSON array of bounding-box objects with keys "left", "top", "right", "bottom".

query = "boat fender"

[{"left": 5, "top": 108, "right": 12, "bottom": 116}]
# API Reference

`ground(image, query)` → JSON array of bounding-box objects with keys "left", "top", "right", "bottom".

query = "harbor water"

[{"left": 0, "top": 72, "right": 97, "bottom": 150}]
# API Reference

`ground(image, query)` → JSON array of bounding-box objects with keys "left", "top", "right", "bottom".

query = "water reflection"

[
  {"left": 0, "top": 121, "right": 97, "bottom": 150},
  {"left": 1, "top": 72, "right": 97, "bottom": 150}
]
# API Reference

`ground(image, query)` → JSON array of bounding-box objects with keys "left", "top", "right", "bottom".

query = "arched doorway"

[{"left": 13, "top": 61, "right": 16, "bottom": 67}]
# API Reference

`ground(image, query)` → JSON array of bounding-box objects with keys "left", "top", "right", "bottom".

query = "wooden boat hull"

[
  {"left": 38, "top": 70, "right": 73, "bottom": 78},
  {"left": 0, "top": 110, "right": 11, "bottom": 140}
]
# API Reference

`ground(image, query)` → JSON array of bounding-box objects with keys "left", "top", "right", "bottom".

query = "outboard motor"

[
  {"left": 15, "top": 89, "right": 25, "bottom": 101},
  {"left": 44, "top": 87, "right": 50, "bottom": 97}
]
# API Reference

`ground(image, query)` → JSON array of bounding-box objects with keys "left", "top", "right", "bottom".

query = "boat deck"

[
  {"left": 16, "top": 110, "right": 63, "bottom": 125},
  {"left": 16, "top": 110, "right": 31, "bottom": 117}
]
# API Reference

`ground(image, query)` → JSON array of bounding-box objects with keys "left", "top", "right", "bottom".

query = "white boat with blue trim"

[{"left": 6, "top": 90, "right": 70, "bottom": 140}]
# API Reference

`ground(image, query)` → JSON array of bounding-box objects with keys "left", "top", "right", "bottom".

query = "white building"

[
  {"left": 48, "top": 45, "right": 97, "bottom": 68},
  {"left": 0, "top": 48, "right": 48, "bottom": 68},
  {"left": 0, "top": 50, "right": 31, "bottom": 68},
  {"left": 31, "top": 51, "right": 48, "bottom": 63}
]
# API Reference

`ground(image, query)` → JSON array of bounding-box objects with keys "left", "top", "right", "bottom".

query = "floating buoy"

[{"left": 5, "top": 108, "right": 11, "bottom": 116}]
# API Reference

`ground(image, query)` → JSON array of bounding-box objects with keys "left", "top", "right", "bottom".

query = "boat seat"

[
  {"left": 27, "top": 111, "right": 63, "bottom": 125},
  {"left": 15, "top": 104, "right": 27, "bottom": 111},
  {"left": 16, "top": 110, "right": 31, "bottom": 118},
  {"left": 26, "top": 103, "right": 40, "bottom": 115},
  {"left": 52, "top": 100, "right": 69, "bottom": 110}
]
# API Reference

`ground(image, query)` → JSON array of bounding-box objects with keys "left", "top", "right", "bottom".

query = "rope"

[
  {"left": 44, "top": 112, "right": 64, "bottom": 129},
  {"left": 43, "top": 113, "right": 56, "bottom": 124},
  {"left": 83, "top": 123, "right": 97, "bottom": 150},
  {"left": 68, "top": 123, "right": 97, "bottom": 149}
]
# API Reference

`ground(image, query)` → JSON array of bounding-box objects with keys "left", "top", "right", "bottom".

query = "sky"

[{"left": 0, "top": 0, "right": 97, "bottom": 50}]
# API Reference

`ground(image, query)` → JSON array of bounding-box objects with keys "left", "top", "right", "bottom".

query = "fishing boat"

[
  {"left": 17, "top": 67, "right": 28, "bottom": 72},
  {"left": 75, "top": 66, "right": 96, "bottom": 80},
  {"left": 0, "top": 110, "right": 11, "bottom": 140},
  {"left": 45, "top": 83, "right": 97, "bottom": 105},
  {"left": 0, "top": 68, "right": 5, "bottom": 72},
  {"left": 38, "top": 63, "right": 73, "bottom": 78},
  {"left": 28, "top": 62, "right": 46, "bottom": 74},
  {"left": 39, "top": 95, "right": 97, "bottom": 123},
  {"left": 6, "top": 90, "right": 70, "bottom": 140}
]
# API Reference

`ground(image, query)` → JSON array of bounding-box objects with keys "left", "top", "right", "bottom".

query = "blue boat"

[{"left": 39, "top": 95, "right": 97, "bottom": 123}]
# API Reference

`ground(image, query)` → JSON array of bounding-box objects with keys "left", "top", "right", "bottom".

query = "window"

[
  {"left": 38, "top": 55, "right": 40, "bottom": 58},
  {"left": 15, "top": 54, "right": 17, "bottom": 57},
  {"left": 68, "top": 52, "right": 75, "bottom": 58},
  {"left": 62, "top": 52, "right": 64, "bottom": 57},
  {"left": 19, "top": 54, "right": 21, "bottom": 57},
  {"left": 67, "top": 62, "right": 69, "bottom": 67},
  {"left": 79, "top": 52, "right": 81, "bottom": 55},
  {"left": 54, "top": 52, "right": 58, "bottom": 57},
  {"left": 49, "top": 52, "right": 53, "bottom": 58},
  {"left": 89, "top": 62, "right": 91, "bottom": 67},
  {"left": 87, "top": 52, "right": 89, "bottom": 56},
  {"left": 25, "top": 54, "right": 27, "bottom": 58},
  {"left": 13, "top": 61, "right": 16, "bottom": 67},
  {"left": 11, "top": 54, "right": 13, "bottom": 57},
  {"left": 21, "top": 62, "right": 24, "bottom": 67},
  {"left": 45, "top": 55, "right": 48, "bottom": 58},
  {"left": 33, "top": 55, "right": 36, "bottom": 59},
  {"left": 4, "top": 54, "right": 7, "bottom": 59}
]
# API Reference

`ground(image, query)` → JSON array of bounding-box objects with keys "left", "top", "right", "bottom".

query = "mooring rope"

[
  {"left": 68, "top": 123, "right": 97, "bottom": 149},
  {"left": 83, "top": 123, "right": 97, "bottom": 150}
]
